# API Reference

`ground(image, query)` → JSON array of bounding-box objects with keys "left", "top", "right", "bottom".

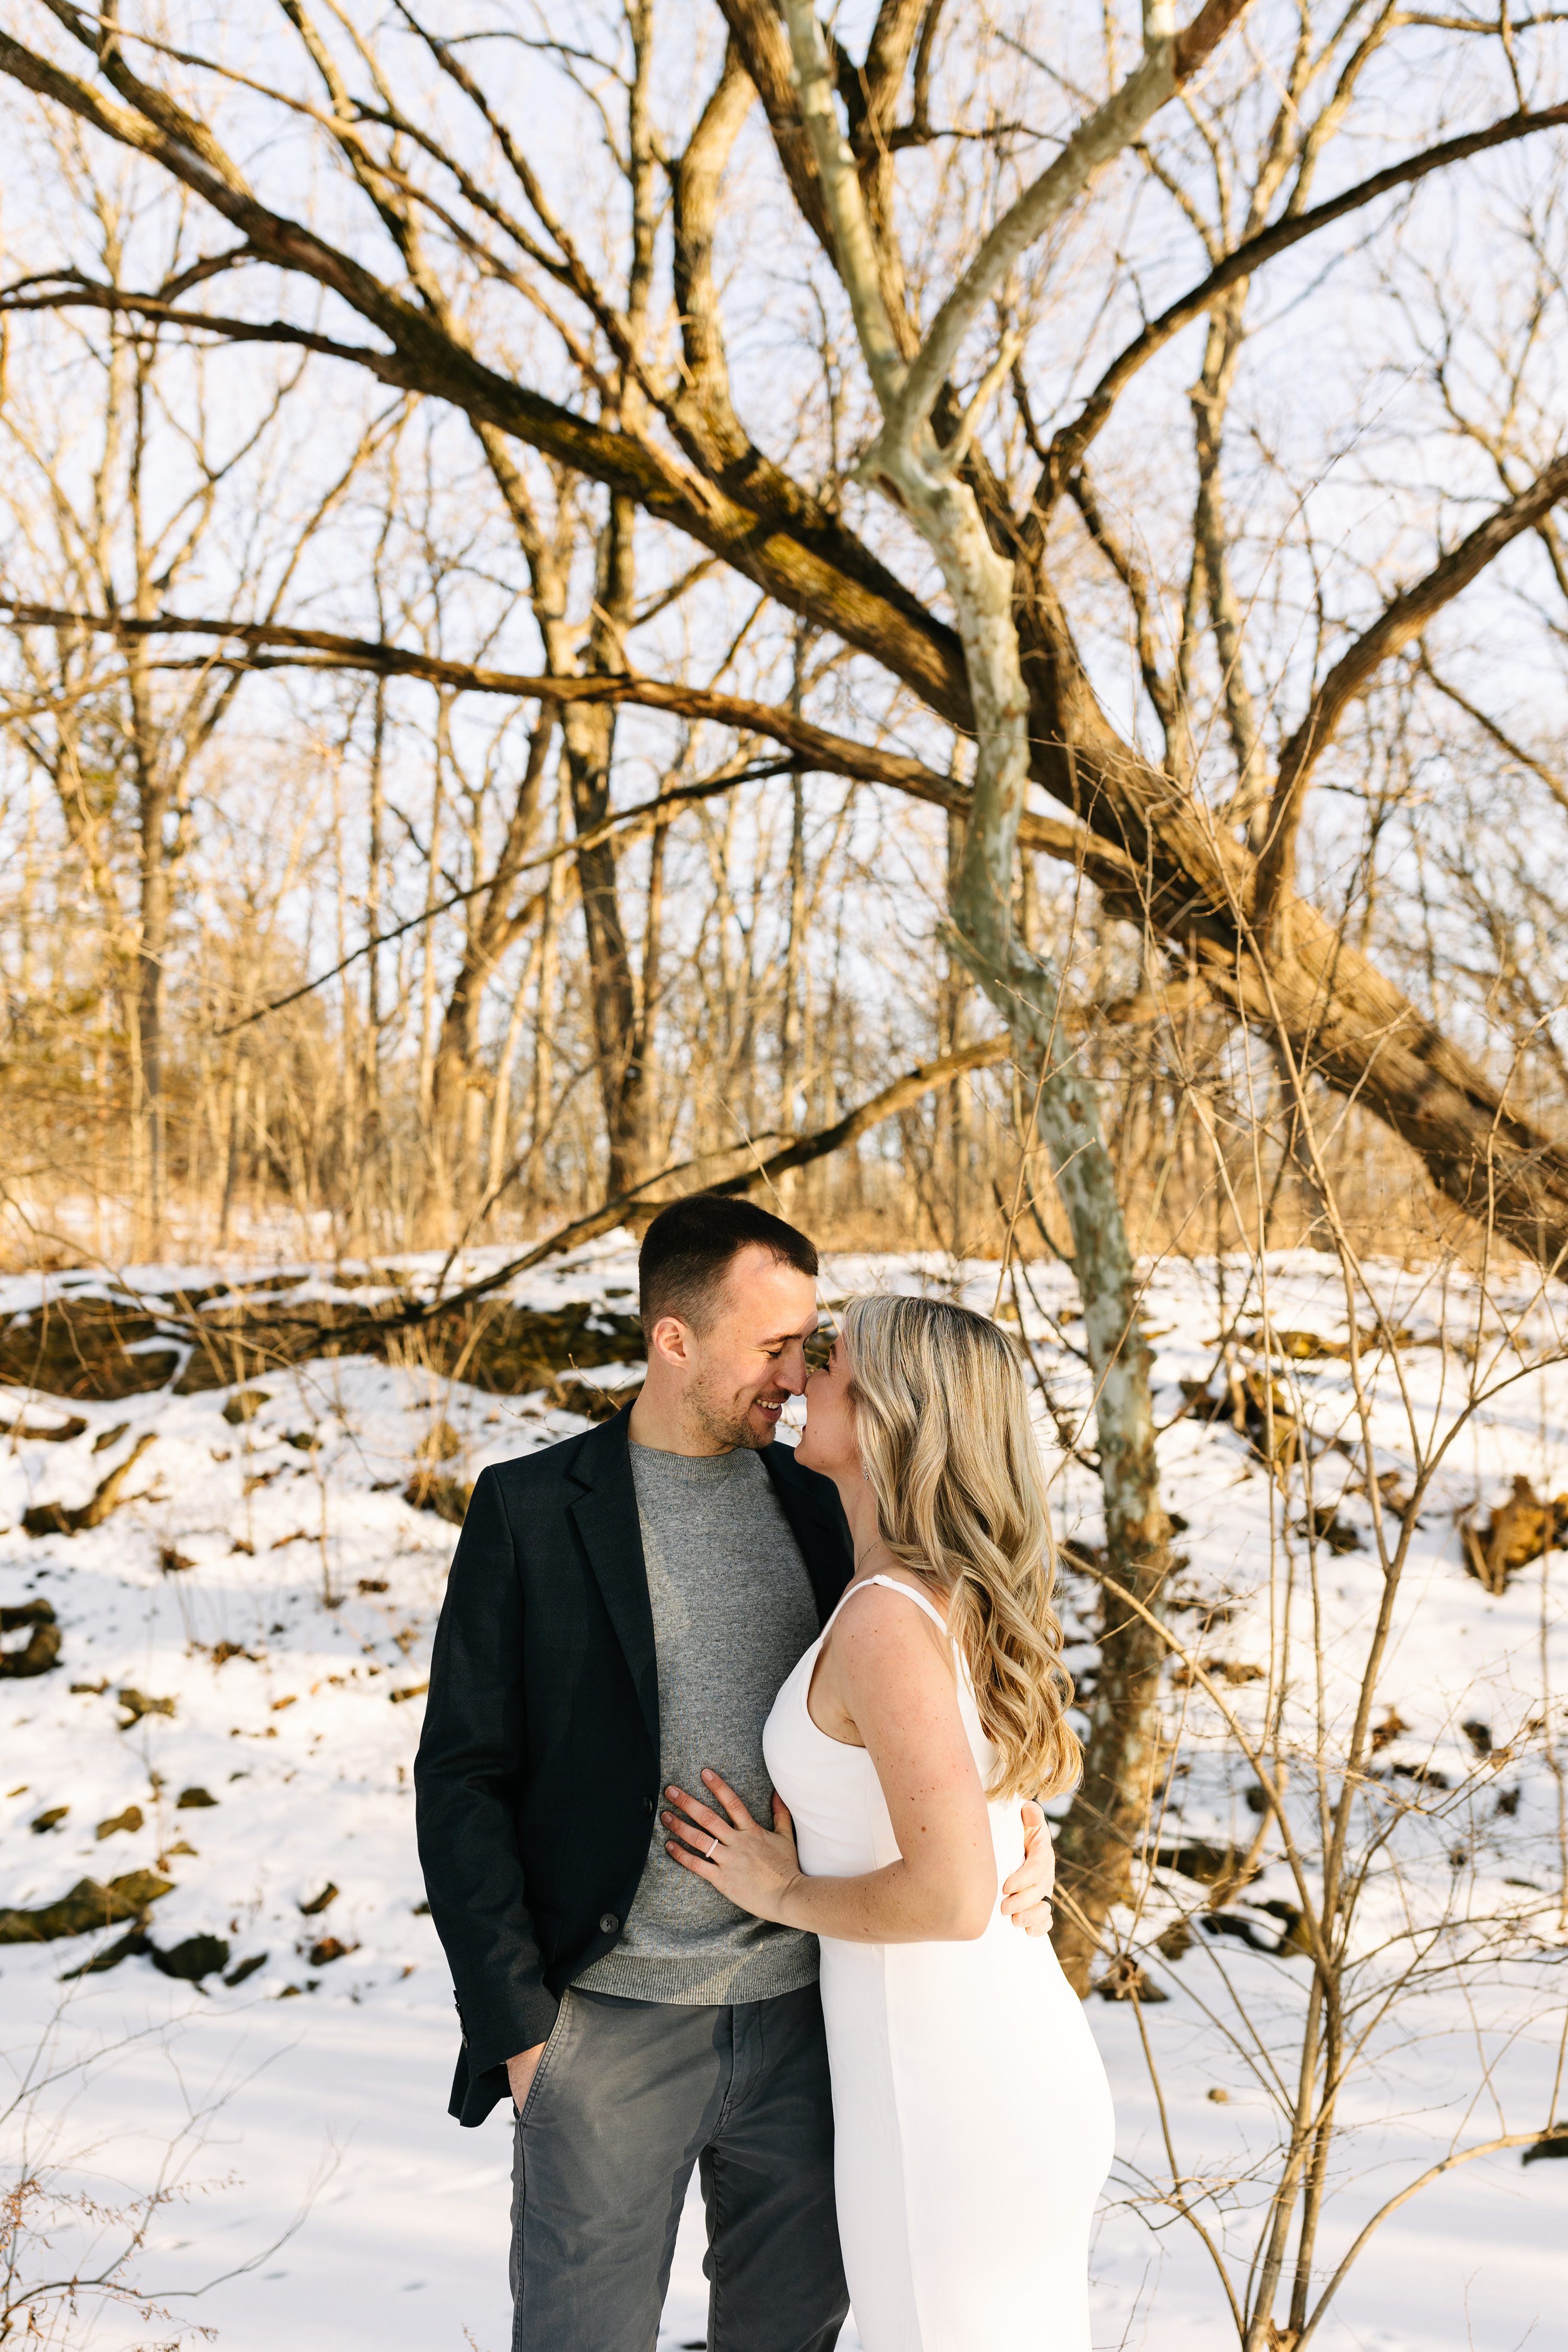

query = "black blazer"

[{"left": 413, "top": 1404, "right": 854, "bottom": 2125}]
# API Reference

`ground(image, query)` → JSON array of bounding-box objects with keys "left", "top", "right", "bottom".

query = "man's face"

[{"left": 651, "top": 1244, "right": 820, "bottom": 1451}]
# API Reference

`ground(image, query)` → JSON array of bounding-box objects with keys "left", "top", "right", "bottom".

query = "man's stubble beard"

[{"left": 684, "top": 1364, "right": 781, "bottom": 1454}]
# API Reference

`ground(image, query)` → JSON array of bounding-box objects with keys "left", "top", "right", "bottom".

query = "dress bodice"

[{"left": 762, "top": 1573, "right": 1026, "bottom": 1892}]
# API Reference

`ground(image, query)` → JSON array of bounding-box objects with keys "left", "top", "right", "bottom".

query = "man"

[{"left": 416, "top": 1194, "right": 1057, "bottom": 2350}]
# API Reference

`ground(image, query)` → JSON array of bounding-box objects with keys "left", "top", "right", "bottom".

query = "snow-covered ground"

[{"left": 2, "top": 1241, "right": 1565, "bottom": 2349}]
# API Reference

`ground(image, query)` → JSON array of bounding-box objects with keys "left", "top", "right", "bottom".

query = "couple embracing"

[{"left": 415, "top": 1195, "right": 1114, "bottom": 2351}]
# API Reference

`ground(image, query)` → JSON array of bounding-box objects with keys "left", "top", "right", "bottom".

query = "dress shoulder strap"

[{"left": 860, "top": 1572, "right": 952, "bottom": 1637}]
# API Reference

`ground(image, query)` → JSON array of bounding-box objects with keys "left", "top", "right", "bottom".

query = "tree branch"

[
  {"left": 376, "top": 1032, "right": 1014, "bottom": 1327},
  {"left": 716, "top": 0, "right": 839, "bottom": 260},
  {"left": 0, "top": 598, "right": 1126, "bottom": 886},
  {"left": 892, "top": 0, "right": 1251, "bottom": 440},
  {"left": 1039, "top": 100, "right": 1568, "bottom": 511},
  {"left": 670, "top": 38, "right": 756, "bottom": 441},
  {"left": 213, "top": 770, "right": 793, "bottom": 1038},
  {"left": 1418, "top": 647, "right": 1568, "bottom": 817},
  {"left": 713, "top": 1032, "right": 1011, "bottom": 1195},
  {"left": 1067, "top": 467, "right": 1181, "bottom": 745},
  {"left": 0, "top": 28, "right": 967, "bottom": 718},
  {"left": 1255, "top": 445, "right": 1568, "bottom": 921},
  {"left": 1295, "top": 2131, "right": 1557, "bottom": 2350}
]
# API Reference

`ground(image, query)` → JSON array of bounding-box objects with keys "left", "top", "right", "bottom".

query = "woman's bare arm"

[{"left": 665, "top": 1584, "right": 997, "bottom": 1943}]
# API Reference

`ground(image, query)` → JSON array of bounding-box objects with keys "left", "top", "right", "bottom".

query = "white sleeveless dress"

[{"left": 763, "top": 1574, "right": 1115, "bottom": 2352}]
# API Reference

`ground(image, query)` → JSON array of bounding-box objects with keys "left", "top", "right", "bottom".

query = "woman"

[{"left": 664, "top": 1294, "right": 1115, "bottom": 2351}]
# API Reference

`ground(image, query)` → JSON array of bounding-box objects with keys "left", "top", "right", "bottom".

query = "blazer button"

[
  {"left": 643, "top": 1795, "right": 655, "bottom": 1815},
  {"left": 599, "top": 1912, "right": 619, "bottom": 1935}
]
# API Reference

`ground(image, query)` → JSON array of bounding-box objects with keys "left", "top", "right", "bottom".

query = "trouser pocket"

[{"left": 516, "top": 1992, "right": 574, "bottom": 2125}]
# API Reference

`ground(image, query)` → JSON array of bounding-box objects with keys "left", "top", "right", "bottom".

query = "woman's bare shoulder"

[{"left": 828, "top": 1576, "right": 953, "bottom": 1679}]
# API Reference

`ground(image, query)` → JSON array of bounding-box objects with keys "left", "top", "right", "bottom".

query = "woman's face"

[{"left": 795, "top": 1335, "right": 860, "bottom": 1480}]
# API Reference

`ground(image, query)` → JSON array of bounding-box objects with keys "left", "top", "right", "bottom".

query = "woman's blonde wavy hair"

[{"left": 839, "top": 1293, "right": 1081, "bottom": 1802}]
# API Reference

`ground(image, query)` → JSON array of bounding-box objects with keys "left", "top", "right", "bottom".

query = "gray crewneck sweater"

[{"left": 577, "top": 1440, "right": 823, "bottom": 2005}]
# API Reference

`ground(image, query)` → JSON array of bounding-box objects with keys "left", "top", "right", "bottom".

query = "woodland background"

[{"left": 2, "top": 8, "right": 1568, "bottom": 2350}]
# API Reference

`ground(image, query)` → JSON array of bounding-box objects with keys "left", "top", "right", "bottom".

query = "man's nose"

[{"left": 775, "top": 1340, "right": 809, "bottom": 1393}]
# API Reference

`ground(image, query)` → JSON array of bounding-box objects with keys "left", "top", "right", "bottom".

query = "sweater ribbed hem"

[{"left": 575, "top": 1938, "right": 819, "bottom": 2007}]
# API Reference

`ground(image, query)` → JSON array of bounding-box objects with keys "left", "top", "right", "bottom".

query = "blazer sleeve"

[{"left": 414, "top": 1465, "right": 559, "bottom": 2077}]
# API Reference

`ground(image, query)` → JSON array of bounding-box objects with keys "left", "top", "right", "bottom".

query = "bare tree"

[
  {"left": 4, "top": 0, "right": 1568, "bottom": 1984},
  {"left": 0, "top": 135, "right": 383, "bottom": 1250}
]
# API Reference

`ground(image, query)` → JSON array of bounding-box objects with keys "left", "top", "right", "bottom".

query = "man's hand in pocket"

[{"left": 508, "top": 2042, "right": 548, "bottom": 2108}]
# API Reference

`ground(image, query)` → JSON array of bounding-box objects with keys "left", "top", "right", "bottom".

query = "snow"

[{"left": 2, "top": 1243, "right": 1565, "bottom": 2349}]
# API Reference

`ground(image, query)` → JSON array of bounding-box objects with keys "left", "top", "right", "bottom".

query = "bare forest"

[
  {"left": 2, "top": 0, "right": 1566, "bottom": 1284},
  {"left": 2, "top": 6, "right": 1567, "bottom": 2350}
]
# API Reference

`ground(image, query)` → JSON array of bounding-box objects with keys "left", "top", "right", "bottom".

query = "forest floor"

[{"left": 1, "top": 1241, "right": 1564, "bottom": 2350}]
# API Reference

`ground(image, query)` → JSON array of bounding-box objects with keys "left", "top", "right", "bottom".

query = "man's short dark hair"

[{"left": 638, "top": 1194, "right": 818, "bottom": 1337}]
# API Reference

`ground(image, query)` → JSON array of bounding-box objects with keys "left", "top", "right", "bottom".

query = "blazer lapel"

[
  {"left": 760, "top": 1443, "right": 854, "bottom": 1625},
  {"left": 567, "top": 1406, "right": 659, "bottom": 1757}
]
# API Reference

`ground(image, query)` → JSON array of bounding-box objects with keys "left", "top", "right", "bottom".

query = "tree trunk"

[
  {"left": 778, "top": 766, "right": 808, "bottom": 1202},
  {"left": 130, "top": 729, "right": 173, "bottom": 1259},
  {"left": 524, "top": 856, "right": 562, "bottom": 1220},
  {"left": 422, "top": 712, "right": 555, "bottom": 1235},
  {"left": 1044, "top": 1182, "right": 1170, "bottom": 1987},
  {"left": 1010, "top": 566, "right": 1568, "bottom": 1265},
  {"left": 475, "top": 425, "right": 654, "bottom": 1206},
  {"left": 562, "top": 693, "right": 648, "bottom": 1195},
  {"left": 559, "top": 495, "right": 654, "bottom": 1200},
  {"left": 485, "top": 933, "right": 539, "bottom": 1215},
  {"left": 783, "top": 0, "right": 1178, "bottom": 1997},
  {"left": 413, "top": 751, "right": 446, "bottom": 1235}
]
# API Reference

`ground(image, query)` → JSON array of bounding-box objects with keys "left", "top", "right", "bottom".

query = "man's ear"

[{"left": 648, "top": 1313, "right": 691, "bottom": 1369}]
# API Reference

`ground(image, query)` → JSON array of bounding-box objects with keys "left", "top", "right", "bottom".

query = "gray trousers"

[{"left": 509, "top": 1981, "right": 848, "bottom": 2352}]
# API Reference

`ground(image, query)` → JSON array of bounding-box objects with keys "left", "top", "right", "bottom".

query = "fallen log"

[
  {"left": 0, "top": 1868, "right": 173, "bottom": 1944},
  {"left": 21, "top": 1431, "right": 157, "bottom": 1536},
  {"left": 0, "top": 1410, "right": 88, "bottom": 1442},
  {"left": 0, "top": 1599, "right": 61, "bottom": 1678}
]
